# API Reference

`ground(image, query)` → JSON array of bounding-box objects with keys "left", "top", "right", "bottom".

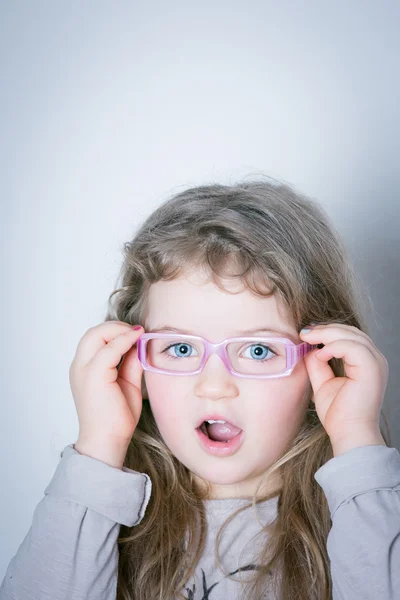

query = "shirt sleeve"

[
  {"left": 314, "top": 444, "right": 400, "bottom": 600},
  {"left": 0, "top": 444, "right": 152, "bottom": 600}
]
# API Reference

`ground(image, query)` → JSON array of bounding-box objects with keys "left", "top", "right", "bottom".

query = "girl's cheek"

[
  {"left": 253, "top": 374, "right": 310, "bottom": 416},
  {"left": 145, "top": 374, "right": 187, "bottom": 424},
  {"left": 145, "top": 373, "right": 187, "bottom": 400}
]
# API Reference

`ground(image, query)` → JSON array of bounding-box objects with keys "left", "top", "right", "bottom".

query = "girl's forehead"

[
  {"left": 147, "top": 276, "right": 267, "bottom": 304},
  {"left": 145, "top": 276, "right": 296, "bottom": 332},
  {"left": 148, "top": 267, "right": 270, "bottom": 297}
]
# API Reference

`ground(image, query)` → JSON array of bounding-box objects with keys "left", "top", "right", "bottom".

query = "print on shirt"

[{"left": 183, "top": 563, "right": 260, "bottom": 599}]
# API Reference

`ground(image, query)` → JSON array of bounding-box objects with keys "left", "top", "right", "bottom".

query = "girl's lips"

[{"left": 195, "top": 426, "right": 244, "bottom": 456}]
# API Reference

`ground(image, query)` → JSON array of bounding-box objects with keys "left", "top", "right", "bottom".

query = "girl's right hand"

[{"left": 69, "top": 321, "right": 144, "bottom": 468}]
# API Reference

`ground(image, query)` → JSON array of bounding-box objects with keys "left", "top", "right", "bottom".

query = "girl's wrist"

[
  {"left": 74, "top": 437, "right": 129, "bottom": 469},
  {"left": 330, "top": 428, "right": 386, "bottom": 457}
]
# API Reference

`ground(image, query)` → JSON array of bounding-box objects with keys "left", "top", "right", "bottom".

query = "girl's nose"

[{"left": 193, "top": 354, "right": 238, "bottom": 400}]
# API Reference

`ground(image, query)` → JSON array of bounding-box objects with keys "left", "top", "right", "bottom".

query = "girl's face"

[{"left": 143, "top": 268, "right": 311, "bottom": 499}]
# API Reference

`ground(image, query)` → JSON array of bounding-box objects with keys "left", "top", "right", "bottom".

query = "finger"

[
  {"left": 303, "top": 348, "right": 337, "bottom": 400},
  {"left": 117, "top": 377, "right": 143, "bottom": 425},
  {"left": 313, "top": 339, "right": 380, "bottom": 381},
  {"left": 118, "top": 342, "right": 144, "bottom": 392},
  {"left": 304, "top": 323, "right": 367, "bottom": 338},
  {"left": 74, "top": 321, "right": 139, "bottom": 365},
  {"left": 300, "top": 324, "right": 383, "bottom": 363},
  {"left": 88, "top": 328, "right": 143, "bottom": 384}
]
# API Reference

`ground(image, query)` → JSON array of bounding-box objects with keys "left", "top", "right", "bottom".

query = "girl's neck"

[{"left": 195, "top": 470, "right": 282, "bottom": 500}]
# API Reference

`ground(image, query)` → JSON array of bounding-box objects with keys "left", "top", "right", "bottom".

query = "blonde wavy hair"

[{"left": 104, "top": 177, "right": 391, "bottom": 600}]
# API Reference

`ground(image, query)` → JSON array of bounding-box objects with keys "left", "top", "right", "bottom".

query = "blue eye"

[
  {"left": 163, "top": 342, "right": 198, "bottom": 359},
  {"left": 242, "top": 344, "right": 275, "bottom": 361}
]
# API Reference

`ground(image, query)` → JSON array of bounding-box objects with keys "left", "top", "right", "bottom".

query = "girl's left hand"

[{"left": 300, "top": 323, "right": 389, "bottom": 454}]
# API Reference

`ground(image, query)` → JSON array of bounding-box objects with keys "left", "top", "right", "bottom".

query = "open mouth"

[
  {"left": 196, "top": 419, "right": 244, "bottom": 455},
  {"left": 198, "top": 419, "right": 242, "bottom": 443}
]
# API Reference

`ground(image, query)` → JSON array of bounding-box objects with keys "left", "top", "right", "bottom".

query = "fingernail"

[
  {"left": 300, "top": 327, "right": 311, "bottom": 334},
  {"left": 133, "top": 325, "right": 142, "bottom": 330}
]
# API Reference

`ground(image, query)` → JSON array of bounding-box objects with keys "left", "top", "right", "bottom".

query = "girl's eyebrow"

[{"left": 147, "top": 325, "right": 298, "bottom": 342}]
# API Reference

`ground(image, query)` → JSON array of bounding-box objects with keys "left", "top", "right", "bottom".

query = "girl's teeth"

[{"left": 206, "top": 419, "right": 225, "bottom": 424}]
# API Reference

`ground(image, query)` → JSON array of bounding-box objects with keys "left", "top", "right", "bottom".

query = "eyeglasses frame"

[{"left": 136, "top": 332, "right": 320, "bottom": 380}]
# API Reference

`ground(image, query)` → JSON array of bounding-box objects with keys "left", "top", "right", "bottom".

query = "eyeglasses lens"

[{"left": 145, "top": 336, "right": 287, "bottom": 375}]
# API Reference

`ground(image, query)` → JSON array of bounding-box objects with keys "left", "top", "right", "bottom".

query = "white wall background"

[{"left": 1, "top": 0, "right": 399, "bottom": 576}]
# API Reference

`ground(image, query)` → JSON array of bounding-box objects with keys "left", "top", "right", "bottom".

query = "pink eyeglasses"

[{"left": 136, "top": 332, "right": 320, "bottom": 380}]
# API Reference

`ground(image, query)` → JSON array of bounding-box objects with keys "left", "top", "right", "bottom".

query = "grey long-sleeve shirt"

[{"left": 1, "top": 443, "right": 400, "bottom": 600}]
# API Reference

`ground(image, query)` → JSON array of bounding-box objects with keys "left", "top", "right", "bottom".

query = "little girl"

[{"left": 1, "top": 179, "right": 399, "bottom": 600}]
